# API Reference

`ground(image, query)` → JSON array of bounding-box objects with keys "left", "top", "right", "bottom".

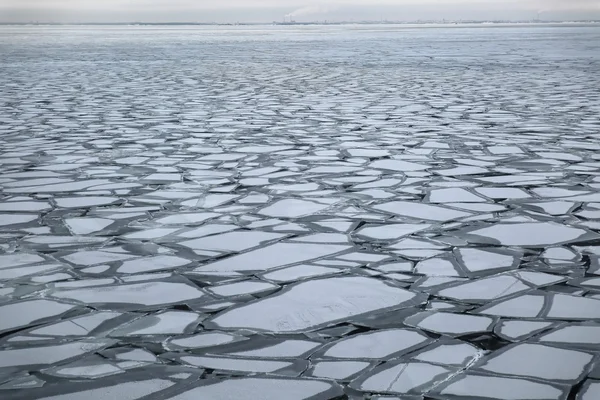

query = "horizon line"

[{"left": 2, "top": 19, "right": 600, "bottom": 25}]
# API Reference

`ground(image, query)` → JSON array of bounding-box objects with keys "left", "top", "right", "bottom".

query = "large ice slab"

[
  {"left": 433, "top": 372, "right": 569, "bottom": 400},
  {"left": 322, "top": 329, "right": 431, "bottom": 359},
  {"left": 51, "top": 281, "right": 206, "bottom": 308},
  {"left": 476, "top": 343, "right": 594, "bottom": 382},
  {"left": 405, "top": 311, "right": 494, "bottom": 336},
  {"left": 0, "top": 340, "right": 115, "bottom": 369},
  {"left": 30, "top": 379, "right": 175, "bottom": 400},
  {"left": 374, "top": 201, "right": 472, "bottom": 221},
  {"left": 350, "top": 361, "right": 455, "bottom": 395},
  {"left": 208, "top": 276, "right": 420, "bottom": 332},
  {"left": 538, "top": 324, "right": 600, "bottom": 346},
  {"left": 433, "top": 274, "right": 530, "bottom": 303},
  {"left": 354, "top": 223, "right": 431, "bottom": 240},
  {"left": 0, "top": 300, "right": 76, "bottom": 334},
  {"left": 259, "top": 199, "right": 335, "bottom": 218},
  {"left": 165, "top": 378, "right": 342, "bottom": 400},
  {"left": 180, "top": 231, "right": 285, "bottom": 252},
  {"left": 466, "top": 222, "right": 590, "bottom": 247},
  {"left": 195, "top": 242, "right": 351, "bottom": 273}
]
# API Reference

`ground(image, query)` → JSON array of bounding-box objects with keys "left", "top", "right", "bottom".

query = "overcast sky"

[{"left": 1, "top": 0, "right": 599, "bottom": 23}]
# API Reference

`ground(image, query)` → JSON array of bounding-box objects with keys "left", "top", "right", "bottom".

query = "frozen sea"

[{"left": 1, "top": 23, "right": 600, "bottom": 399}]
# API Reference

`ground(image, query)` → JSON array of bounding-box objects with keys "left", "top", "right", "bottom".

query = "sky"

[{"left": 1, "top": 0, "right": 600, "bottom": 23}]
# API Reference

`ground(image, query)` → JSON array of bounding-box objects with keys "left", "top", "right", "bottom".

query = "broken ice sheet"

[
  {"left": 167, "top": 332, "right": 246, "bottom": 350},
  {"left": 61, "top": 248, "right": 138, "bottom": 266},
  {"left": 5, "top": 25, "right": 600, "bottom": 399},
  {"left": 428, "top": 188, "right": 487, "bottom": 203},
  {"left": 404, "top": 311, "right": 494, "bottom": 336},
  {"left": 320, "top": 329, "right": 431, "bottom": 360},
  {"left": 162, "top": 377, "right": 343, "bottom": 400},
  {"left": 569, "top": 276, "right": 600, "bottom": 290},
  {"left": 175, "top": 354, "right": 304, "bottom": 375},
  {"left": 43, "top": 356, "right": 125, "bottom": 379},
  {"left": 0, "top": 299, "right": 77, "bottom": 334},
  {"left": 354, "top": 223, "right": 431, "bottom": 240},
  {"left": 388, "top": 238, "right": 447, "bottom": 251},
  {"left": 515, "top": 271, "right": 566, "bottom": 287},
  {"left": 0, "top": 373, "right": 45, "bottom": 390},
  {"left": 542, "top": 247, "right": 578, "bottom": 261},
  {"left": 50, "top": 280, "right": 208, "bottom": 309},
  {"left": 545, "top": 293, "right": 600, "bottom": 320},
  {"left": 27, "top": 311, "right": 122, "bottom": 336},
  {"left": 54, "top": 196, "right": 120, "bottom": 208},
  {"left": 373, "top": 201, "right": 472, "bottom": 221},
  {"left": 207, "top": 276, "right": 421, "bottom": 333},
  {"left": 475, "top": 187, "right": 531, "bottom": 199},
  {"left": 475, "top": 343, "right": 594, "bottom": 383},
  {"left": 337, "top": 252, "right": 390, "bottom": 263},
  {"left": 179, "top": 231, "right": 285, "bottom": 252},
  {"left": 369, "top": 396, "right": 420, "bottom": 400},
  {"left": 109, "top": 311, "right": 202, "bottom": 336},
  {"left": 154, "top": 212, "right": 220, "bottom": 225},
  {"left": 495, "top": 320, "right": 555, "bottom": 342},
  {"left": 22, "top": 235, "right": 107, "bottom": 250},
  {"left": 308, "top": 361, "right": 370, "bottom": 380},
  {"left": 522, "top": 201, "right": 577, "bottom": 216},
  {"left": 261, "top": 264, "right": 342, "bottom": 283},
  {"left": 116, "top": 255, "right": 191, "bottom": 274},
  {"left": 448, "top": 202, "right": 506, "bottom": 212},
  {"left": 181, "top": 194, "right": 239, "bottom": 208},
  {"left": 123, "top": 227, "right": 180, "bottom": 240},
  {"left": 414, "top": 257, "right": 462, "bottom": 277},
  {"left": 537, "top": 324, "right": 600, "bottom": 347},
  {"left": 258, "top": 199, "right": 336, "bottom": 218},
  {"left": 475, "top": 293, "right": 546, "bottom": 318},
  {"left": 176, "top": 224, "right": 237, "bottom": 239},
  {"left": 0, "top": 200, "right": 51, "bottom": 212},
  {"left": 435, "top": 165, "right": 490, "bottom": 176},
  {"left": 370, "top": 159, "right": 429, "bottom": 172},
  {"left": 195, "top": 242, "right": 351, "bottom": 273},
  {"left": 350, "top": 360, "right": 455, "bottom": 395},
  {"left": 222, "top": 338, "right": 321, "bottom": 358},
  {"left": 289, "top": 233, "right": 349, "bottom": 243},
  {"left": 207, "top": 280, "right": 279, "bottom": 297},
  {"left": 313, "top": 219, "right": 355, "bottom": 232},
  {"left": 455, "top": 247, "right": 521, "bottom": 276},
  {"left": 464, "top": 222, "right": 593, "bottom": 247},
  {"left": 110, "top": 348, "right": 158, "bottom": 363},
  {"left": 18, "top": 378, "right": 176, "bottom": 400},
  {"left": 578, "top": 380, "right": 600, "bottom": 400},
  {"left": 375, "top": 262, "right": 413, "bottom": 273},
  {"left": 432, "top": 273, "right": 530, "bottom": 303},
  {"left": 65, "top": 218, "right": 114, "bottom": 235},
  {"left": 0, "top": 263, "right": 63, "bottom": 281},
  {"left": 0, "top": 213, "right": 39, "bottom": 226},
  {"left": 411, "top": 340, "right": 482, "bottom": 367},
  {"left": 0, "top": 339, "right": 115, "bottom": 370},
  {"left": 431, "top": 372, "right": 569, "bottom": 400}
]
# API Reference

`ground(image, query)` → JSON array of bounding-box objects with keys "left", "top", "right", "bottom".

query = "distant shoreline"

[{"left": 1, "top": 20, "right": 599, "bottom": 27}]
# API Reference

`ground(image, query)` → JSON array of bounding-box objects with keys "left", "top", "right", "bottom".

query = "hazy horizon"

[{"left": 1, "top": 0, "right": 600, "bottom": 23}]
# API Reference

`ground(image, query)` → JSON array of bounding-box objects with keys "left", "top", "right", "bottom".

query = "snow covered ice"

[{"left": 1, "top": 23, "right": 600, "bottom": 399}]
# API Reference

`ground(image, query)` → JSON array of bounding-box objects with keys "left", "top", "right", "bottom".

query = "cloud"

[
  {"left": 537, "top": 0, "right": 600, "bottom": 12},
  {"left": 285, "top": 5, "right": 338, "bottom": 19},
  {"left": 1, "top": 0, "right": 600, "bottom": 22}
]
